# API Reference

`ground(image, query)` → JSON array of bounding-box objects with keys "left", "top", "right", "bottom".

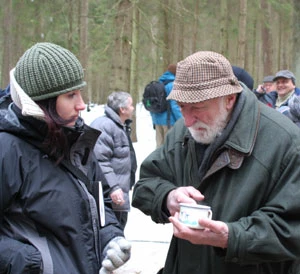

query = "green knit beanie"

[{"left": 14, "top": 42, "right": 86, "bottom": 101}]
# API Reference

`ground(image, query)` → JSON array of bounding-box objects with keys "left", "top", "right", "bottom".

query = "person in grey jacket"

[
  {"left": 91, "top": 91, "right": 137, "bottom": 231},
  {"left": 132, "top": 51, "right": 300, "bottom": 274},
  {"left": 278, "top": 93, "right": 300, "bottom": 128},
  {"left": 0, "top": 42, "right": 131, "bottom": 274}
]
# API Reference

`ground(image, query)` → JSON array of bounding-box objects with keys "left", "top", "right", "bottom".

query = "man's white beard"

[{"left": 187, "top": 105, "right": 229, "bottom": 144}]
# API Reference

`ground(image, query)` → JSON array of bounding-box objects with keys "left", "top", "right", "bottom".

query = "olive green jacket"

[{"left": 132, "top": 89, "right": 300, "bottom": 274}]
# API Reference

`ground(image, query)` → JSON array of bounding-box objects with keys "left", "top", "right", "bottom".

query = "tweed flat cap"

[{"left": 167, "top": 51, "right": 242, "bottom": 103}]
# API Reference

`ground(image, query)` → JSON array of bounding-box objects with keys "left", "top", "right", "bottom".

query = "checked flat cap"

[{"left": 167, "top": 51, "right": 242, "bottom": 103}]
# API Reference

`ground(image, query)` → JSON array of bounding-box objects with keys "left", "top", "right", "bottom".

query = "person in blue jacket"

[{"left": 150, "top": 64, "right": 182, "bottom": 147}]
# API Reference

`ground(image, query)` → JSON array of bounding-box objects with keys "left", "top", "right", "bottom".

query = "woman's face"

[{"left": 56, "top": 89, "right": 86, "bottom": 127}]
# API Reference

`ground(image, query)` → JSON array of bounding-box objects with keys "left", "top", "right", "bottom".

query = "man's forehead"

[{"left": 275, "top": 77, "right": 293, "bottom": 82}]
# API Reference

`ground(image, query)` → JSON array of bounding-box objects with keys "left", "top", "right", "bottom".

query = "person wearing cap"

[
  {"left": 149, "top": 63, "right": 182, "bottom": 148},
  {"left": 255, "top": 75, "right": 276, "bottom": 94},
  {"left": 132, "top": 51, "right": 300, "bottom": 274},
  {"left": 0, "top": 42, "right": 131, "bottom": 274},
  {"left": 273, "top": 70, "right": 300, "bottom": 109},
  {"left": 253, "top": 75, "right": 277, "bottom": 107}
]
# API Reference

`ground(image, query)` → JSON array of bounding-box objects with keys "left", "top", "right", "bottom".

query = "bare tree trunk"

[
  {"left": 261, "top": 0, "right": 273, "bottom": 75},
  {"left": 1, "top": 0, "right": 12, "bottom": 87},
  {"left": 192, "top": 1, "right": 200, "bottom": 53},
  {"left": 237, "top": 0, "right": 247, "bottom": 68},
  {"left": 67, "top": 0, "right": 74, "bottom": 49},
  {"left": 109, "top": 0, "right": 132, "bottom": 93},
  {"left": 293, "top": 0, "right": 300, "bottom": 77},
  {"left": 129, "top": 0, "right": 139, "bottom": 142},
  {"left": 79, "top": 0, "right": 89, "bottom": 103},
  {"left": 162, "top": 0, "right": 170, "bottom": 68},
  {"left": 251, "top": 8, "right": 260, "bottom": 82},
  {"left": 177, "top": 18, "right": 184, "bottom": 62},
  {"left": 220, "top": 0, "right": 228, "bottom": 56}
]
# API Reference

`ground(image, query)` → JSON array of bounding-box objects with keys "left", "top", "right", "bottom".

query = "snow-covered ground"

[{"left": 81, "top": 103, "right": 173, "bottom": 274}]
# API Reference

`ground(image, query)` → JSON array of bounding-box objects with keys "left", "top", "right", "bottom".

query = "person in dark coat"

[
  {"left": 255, "top": 75, "right": 276, "bottom": 94},
  {"left": 232, "top": 65, "right": 254, "bottom": 90},
  {"left": 253, "top": 75, "right": 277, "bottom": 107},
  {"left": 132, "top": 51, "right": 300, "bottom": 274},
  {"left": 258, "top": 70, "right": 300, "bottom": 126},
  {"left": 0, "top": 42, "right": 131, "bottom": 274},
  {"left": 0, "top": 84, "right": 12, "bottom": 109}
]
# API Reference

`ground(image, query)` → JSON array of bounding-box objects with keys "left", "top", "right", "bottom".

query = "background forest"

[{"left": 1, "top": 0, "right": 300, "bottom": 139}]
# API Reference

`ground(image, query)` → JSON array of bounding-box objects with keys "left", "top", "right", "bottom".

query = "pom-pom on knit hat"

[
  {"left": 167, "top": 51, "right": 242, "bottom": 103},
  {"left": 14, "top": 42, "right": 86, "bottom": 101}
]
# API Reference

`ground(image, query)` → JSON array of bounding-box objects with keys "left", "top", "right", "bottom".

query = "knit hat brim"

[{"left": 31, "top": 80, "right": 86, "bottom": 101}]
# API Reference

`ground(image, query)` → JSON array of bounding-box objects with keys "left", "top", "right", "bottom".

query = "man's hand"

[
  {"left": 169, "top": 212, "right": 228, "bottom": 248},
  {"left": 166, "top": 186, "right": 204, "bottom": 216},
  {"left": 110, "top": 189, "right": 125, "bottom": 206},
  {"left": 256, "top": 84, "right": 265, "bottom": 94}
]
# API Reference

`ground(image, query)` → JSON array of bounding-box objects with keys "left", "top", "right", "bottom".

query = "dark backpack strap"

[
  {"left": 166, "top": 101, "right": 171, "bottom": 128},
  {"left": 162, "top": 79, "right": 173, "bottom": 85},
  {"left": 162, "top": 80, "right": 172, "bottom": 128}
]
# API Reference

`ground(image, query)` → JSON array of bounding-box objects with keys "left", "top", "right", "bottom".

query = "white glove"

[{"left": 99, "top": 237, "right": 131, "bottom": 274}]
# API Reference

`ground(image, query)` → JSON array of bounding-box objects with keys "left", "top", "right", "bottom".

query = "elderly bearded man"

[{"left": 132, "top": 51, "right": 300, "bottom": 274}]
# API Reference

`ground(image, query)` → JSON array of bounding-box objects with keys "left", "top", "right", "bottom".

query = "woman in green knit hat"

[{"left": 0, "top": 42, "right": 131, "bottom": 274}]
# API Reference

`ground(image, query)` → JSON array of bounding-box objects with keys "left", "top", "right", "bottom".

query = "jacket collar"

[
  {"left": 202, "top": 89, "right": 260, "bottom": 179},
  {"left": 223, "top": 88, "right": 260, "bottom": 155},
  {"left": 104, "top": 105, "right": 124, "bottom": 128}
]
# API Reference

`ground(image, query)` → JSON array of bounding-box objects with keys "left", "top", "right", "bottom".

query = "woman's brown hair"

[{"left": 36, "top": 97, "right": 74, "bottom": 164}]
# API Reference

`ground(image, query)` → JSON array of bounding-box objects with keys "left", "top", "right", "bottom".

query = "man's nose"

[{"left": 183, "top": 113, "right": 197, "bottom": 128}]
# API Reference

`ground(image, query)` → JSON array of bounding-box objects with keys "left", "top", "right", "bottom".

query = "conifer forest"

[{"left": 1, "top": 0, "right": 300, "bottom": 138}]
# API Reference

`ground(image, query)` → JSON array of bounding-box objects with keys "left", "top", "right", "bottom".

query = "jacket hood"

[
  {"left": 158, "top": 71, "right": 175, "bottom": 83},
  {"left": 0, "top": 104, "right": 96, "bottom": 154},
  {"left": 232, "top": 66, "right": 254, "bottom": 90},
  {"left": 0, "top": 104, "right": 44, "bottom": 142}
]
